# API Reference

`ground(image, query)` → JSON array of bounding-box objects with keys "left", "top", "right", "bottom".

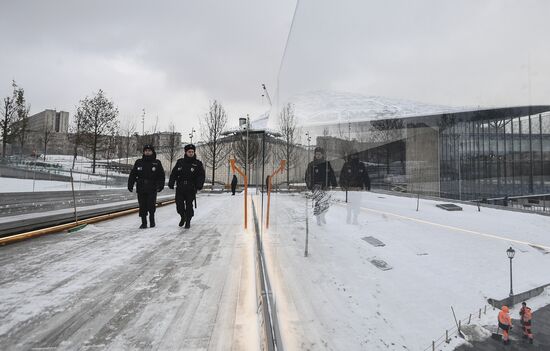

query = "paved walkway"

[
  {"left": 0, "top": 195, "right": 259, "bottom": 350},
  {"left": 455, "top": 304, "right": 550, "bottom": 350}
]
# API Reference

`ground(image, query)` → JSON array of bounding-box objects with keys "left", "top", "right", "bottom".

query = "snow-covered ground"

[
  {"left": 13, "top": 155, "right": 130, "bottom": 179},
  {"left": 0, "top": 177, "right": 122, "bottom": 193},
  {"left": 0, "top": 154, "right": 133, "bottom": 192},
  {"left": 263, "top": 190, "right": 550, "bottom": 350},
  {"left": 1, "top": 190, "right": 549, "bottom": 350},
  {"left": 0, "top": 194, "right": 259, "bottom": 350}
]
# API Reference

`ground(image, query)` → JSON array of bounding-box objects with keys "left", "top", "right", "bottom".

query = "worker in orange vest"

[
  {"left": 519, "top": 301, "right": 534, "bottom": 344},
  {"left": 498, "top": 305, "right": 512, "bottom": 345}
]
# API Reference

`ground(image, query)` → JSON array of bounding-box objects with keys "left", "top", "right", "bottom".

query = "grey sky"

[
  {"left": 279, "top": 0, "right": 550, "bottom": 109},
  {"left": 2, "top": 1, "right": 549, "bottom": 140},
  {"left": 0, "top": 0, "right": 295, "bottom": 137}
]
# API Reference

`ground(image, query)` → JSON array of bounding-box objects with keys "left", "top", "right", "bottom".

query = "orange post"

[
  {"left": 266, "top": 159, "right": 286, "bottom": 229},
  {"left": 230, "top": 159, "right": 248, "bottom": 229}
]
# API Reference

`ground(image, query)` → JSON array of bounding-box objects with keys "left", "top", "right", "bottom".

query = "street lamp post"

[
  {"left": 189, "top": 128, "right": 196, "bottom": 144},
  {"left": 305, "top": 131, "right": 311, "bottom": 257},
  {"left": 238, "top": 116, "right": 250, "bottom": 180},
  {"left": 246, "top": 115, "right": 249, "bottom": 181},
  {"left": 506, "top": 246, "right": 515, "bottom": 298}
]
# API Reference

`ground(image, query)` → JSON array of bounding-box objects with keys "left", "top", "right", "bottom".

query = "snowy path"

[
  {"left": 263, "top": 191, "right": 550, "bottom": 350},
  {"left": 0, "top": 194, "right": 258, "bottom": 351}
]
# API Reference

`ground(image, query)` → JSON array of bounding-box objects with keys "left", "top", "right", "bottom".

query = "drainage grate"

[
  {"left": 362, "top": 236, "right": 385, "bottom": 247},
  {"left": 436, "top": 203, "right": 463, "bottom": 211},
  {"left": 369, "top": 258, "right": 392, "bottom": 271}
]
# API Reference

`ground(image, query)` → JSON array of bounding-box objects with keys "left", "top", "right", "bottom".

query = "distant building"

[
  {"left": 27, "top": 109, "right": 69, "bottom": 134},
  {"left": 300, "top": 105, "right": 550, "bottom": 200},
  {"left": 5, "top": 109, "right": 71, "bottom": 156}
]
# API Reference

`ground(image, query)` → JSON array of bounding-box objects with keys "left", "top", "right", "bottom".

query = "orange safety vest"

[
  {"left": 499, "top": 310, "right": 511, "bottom": 326},
  {"left": 521, "top": 307, "right": 532, "bottom": 322}
]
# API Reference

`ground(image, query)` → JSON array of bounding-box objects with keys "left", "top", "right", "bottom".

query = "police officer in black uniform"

[
  {"left": 168, "top": 144, "right": 205, "bottom": 228},
  {"left": 305, "top": 146, "right": 337, "bottom": 225},
  {"left": 339, "top": 149, "right": 371, "bottom": 191},
  {"left": 339, "top": 149, "right": 371, "bottom": 224},
  {"left": 128, "top": 144, "right": 165, "bottom": 228}
]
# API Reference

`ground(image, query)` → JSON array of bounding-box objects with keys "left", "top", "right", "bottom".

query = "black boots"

[
  {"left": 184, "top": 218, "right": 191, "bottom": 229},
  {"left": 139, "top": 217, "right": 147, "bottom": 229},
  {"left": 149, "top": 213, "right": 155, "bottom": 228},
  {"left": 179, "top": 214, "right": 186, "bottom": 227}
]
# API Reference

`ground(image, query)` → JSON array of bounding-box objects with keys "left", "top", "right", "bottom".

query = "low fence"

[{"left": 423, "top": 304, "right": 492, "bottom": 351}]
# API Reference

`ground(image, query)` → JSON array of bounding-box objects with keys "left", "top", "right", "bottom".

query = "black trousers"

[
  {"left": 176, "top": 190, "right": 195, "bottom": 219},
  {"left": 137, "top": 191, "right": 157, "bottom": 217}
]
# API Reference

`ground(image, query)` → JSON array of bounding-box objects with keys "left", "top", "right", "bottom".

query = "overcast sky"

[
  {"left": 0, "top": 0, "right": 295, "bottom": 139},
  {"left": 278, "top": 0, "right": 550, "bottom": 110},
  {"left": 2, "top": 1, "right": 550, "bottom": 140}
]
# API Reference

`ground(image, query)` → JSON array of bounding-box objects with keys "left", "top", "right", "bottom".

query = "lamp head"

[{"left": 506, "top": 246, "right": 515, "bottom": 259}]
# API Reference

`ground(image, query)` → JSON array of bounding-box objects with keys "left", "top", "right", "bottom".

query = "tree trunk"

[
  {"left": 2, "top": 115, "right": 7, "bottom": 159},
  {"left": 43, "top": 136, "right": 47, "bottom": 161},
  {"left": 92, "top": 133, "right": 98, "bottom": 173},
  {"left": 211, "top": 142, "right": 217, "bottom": 186},
  {"left": 385, "top": 145, "right": 390, "bottom": 174}
]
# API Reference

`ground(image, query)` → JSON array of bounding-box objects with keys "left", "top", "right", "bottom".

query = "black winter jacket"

[
  {"left": 128, "top": 156, "right": 165, "bottom": 193},
  {"left": 305, "top": 158, "right": 337, "bottom": 190},
  {"left": 168, "top": 156, "right": 206, "bottom": 192},
  {"left": 339, "top": 159, "right": 371, "bottom": 191}
]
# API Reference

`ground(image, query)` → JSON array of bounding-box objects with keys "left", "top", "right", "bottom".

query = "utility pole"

[
  {"left": 246, "top": 114, "right": 250, "bottom": 181},
  {"left": 305, "top": 131, "right": 311, "bottom": 257},
  {"left": 189, "top": 128, "right": 196, "bottom": 144}
]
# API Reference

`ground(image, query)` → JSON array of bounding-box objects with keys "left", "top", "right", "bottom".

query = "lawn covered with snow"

[
  {"left": 0, "top": 177, "right": 121, "bottom": 193},
  {"left": 262, "top": 190, "right": 550, "bottom": 350}
]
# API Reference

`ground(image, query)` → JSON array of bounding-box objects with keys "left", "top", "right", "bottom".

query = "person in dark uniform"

[
  {"left": 231, "top": 174, "right": 238, "bottom": 195},
  {"left": 339, "top": 149, "right": 371, "bottom": 224},
  {"left": 305, "top": 146, "right": 337, "bottom": 225},
  {"left": 168, "top": 144, "right": 205, "bottom": 228},
  {"left": 128, "top": 144, "right": 165, "bottom": 229}
]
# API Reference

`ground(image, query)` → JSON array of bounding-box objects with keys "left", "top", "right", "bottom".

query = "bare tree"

[
  {"left": 166, "top": 122, "right": 182, "bottom": 172},
  {"left": 70, "top": 106, "right": 85, "bottom": 168},
  {"left": 12, "top": 84, "right": 31, "bottom": 159},
  {"left": 1, "top": 81, "right": 17, "bottom": 159},
  {"left": 200, "top": 100, "right": 230, "bottom": 186},
  {"left": 370, "top": 118, "right": 405, "bottom": 174},
  {"left": 276, "top": 103, "right": 301, "bottom": 184},
  {"left": 119, "top": 116, "right": 137, "bottom": 164},
  {"left": 77, "top": 89, "right": 119, "bottom": 173},
  {"left": 40, "top": 119, "right": 54, "bottom": 161},
  {"left": 140, "top": 115, "right": 160, "bottom": 146},
  {"left": 232, "top": 135, "right": 260, "bottom": 180}
]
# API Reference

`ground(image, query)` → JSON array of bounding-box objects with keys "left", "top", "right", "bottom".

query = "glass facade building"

[{"left": 300, "top": 106, "right": 550, "bottom": 201}]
